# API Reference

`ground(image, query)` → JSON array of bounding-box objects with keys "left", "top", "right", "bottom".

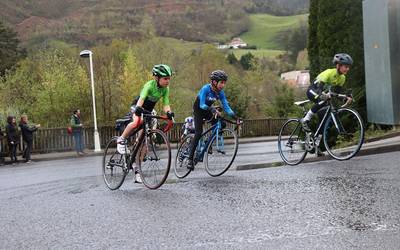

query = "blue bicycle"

[{"left": 174, "top": 116, "right": 241, "bottom": 178}]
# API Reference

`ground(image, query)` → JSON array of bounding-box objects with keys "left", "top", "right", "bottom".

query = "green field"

[
  {"left": 158, "top": 37, "right": 204, "bottom": 51},
  {"left": 241, "top": 13, "right": 308, "bottom": 50},
  {"left": 230, "top": 49, "right": 285, "bottom": 58},
  {"left": 158, "top": 38, "right": 286, "bottom": 59}
]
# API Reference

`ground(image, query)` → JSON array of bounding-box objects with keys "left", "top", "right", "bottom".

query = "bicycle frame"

[
  {"left": 194, "top": 119, "right": 222, "bottom": 163},
  {"left": 293, "top": 94, "right": 348, "bottom": 150},
  {"left": 193, "top": 117, "right": 240, "bottom": 163},
  {"left": 125, "top": 113, "right": 174, "bottom": 167},
  {"left": 311, "top": 101, "right": 348, "bottom": 142}
]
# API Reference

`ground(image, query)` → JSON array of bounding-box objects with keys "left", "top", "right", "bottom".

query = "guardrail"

[{"left": 0, "top": 118, "right": 287, "bottom": 155}]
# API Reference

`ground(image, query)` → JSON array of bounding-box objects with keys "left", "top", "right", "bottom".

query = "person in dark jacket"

[
  {"left": 70, "top": 109, "right": 85, "bottom": 155},
  {"left": 5, "top": 116, "right": 19, "bottom": 164},
  {"left": 19, "top": 115, "right": 40, "bottom": 163},
  {"left": 0, "top": 127, "right": 4, "bottom": 165}
]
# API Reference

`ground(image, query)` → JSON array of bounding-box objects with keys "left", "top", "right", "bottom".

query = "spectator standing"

[
  {"left": 70, "top": 109, "right": 85, "bottom": 155},
  {"left": 0, "top": 127, "right": 4, "bottom": 165},
  {"left": 19, "top": 115, "right": 40, "bottom": 163},
  {"left": 5, "top": 116, "right": 19, "bottom": 164}
]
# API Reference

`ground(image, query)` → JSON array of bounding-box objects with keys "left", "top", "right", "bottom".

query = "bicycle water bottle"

[
  {"left": 200, "top": 138, "right": 205, "bottom": 152},
  {"left": 196, "top": 138, "right": 204, "bottom": 155},
  {"left": 315, "top": 134, "right": 322, "bottom": 146}
]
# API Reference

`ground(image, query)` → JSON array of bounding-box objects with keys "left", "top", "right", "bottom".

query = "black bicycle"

[
  {"left": 102, "top": 111, "right": 174, "bottom": 190},
  {"left": 278, "top": 89, "right": 364, "bottom": 165},
  {"left": 174, "top": 115, "right": 241, "bottom": 178}
]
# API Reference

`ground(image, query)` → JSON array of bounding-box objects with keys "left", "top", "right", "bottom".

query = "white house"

[
  {"left": 228, "top": 37, "right": 247, "bottom": 49},
  {"left": 280, "top": 70, "right": 310, "bottom": 87}
]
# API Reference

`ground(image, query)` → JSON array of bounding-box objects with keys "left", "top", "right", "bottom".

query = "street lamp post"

[{"left": 80, "top": 50, "right": 101, "bottom": 152}]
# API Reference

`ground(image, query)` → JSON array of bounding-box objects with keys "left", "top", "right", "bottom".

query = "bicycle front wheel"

[
  {"left": 174, "top": 134, "right": 193, "bottom": 179},
  {"left": 102, "top": 137, "right": 129, "bottom": 190},
  {"left": 323, "top": 108, "right": 364, "bottom": 160},
  {"left": 205, "top": 128, "right": 238, "bottom": 177},
  {"left": 138, "top": 129, "right": 171, "bottom": 189},
  {"left": 278, "top": 119, "right": 307, "bottom": 165}
]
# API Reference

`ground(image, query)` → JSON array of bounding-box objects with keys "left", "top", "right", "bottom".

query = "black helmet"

[
  {"left": 333, "top": 53, "right": 353, "bottom": 65},
  {"left": 209, "top": 70, "right": 228, "bottom": 82}
]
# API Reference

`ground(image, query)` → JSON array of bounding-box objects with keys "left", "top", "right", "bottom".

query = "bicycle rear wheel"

[
  {"left": 278, "top": 119, "right": 307, "bottom": 165},
  {"left": 138, "top": 129, "right": 171, "bottom": 189},
  {"left": 174, "top": 134, "right": 193, "bottom": 179},
  {"left": 102, "top": 137, "right": 129, "bottom": 190},
  {"left": 323, "top": 108, "right": 364, "bottom": 160},
  {"left": 205, "top": 128, "right": 238, "bottom": 177}
]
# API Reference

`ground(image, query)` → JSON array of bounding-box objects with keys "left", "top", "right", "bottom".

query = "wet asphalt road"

[{"left": 0, "top": 149, "right": 399, "bottom": 249}]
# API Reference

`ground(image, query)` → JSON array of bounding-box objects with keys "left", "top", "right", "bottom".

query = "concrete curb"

[
  {"left": 0, "top": 151, "right": 104, "bottom": 166},
  {"left": 35, "top": 152, "right": 105, "bottom": 162},
  {"left": 236, "top": 142, "right": 400, "bottom": 171},
  {"left": 1, "top": 131, "right": 399, "bottom": 166}
]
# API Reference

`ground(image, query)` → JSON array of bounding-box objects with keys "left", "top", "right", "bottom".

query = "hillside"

[
  {"left": 0, "top": 0, "right": 248, "bottom": 47},
  {"left": 240, "top": 13, "right": 308, "bottom": 50},
  {"left": 0, "top": 0, "right": 308, "bottom": 48},
  {"left": 245, "top": 0, "right": 309, "bottom": 15}
]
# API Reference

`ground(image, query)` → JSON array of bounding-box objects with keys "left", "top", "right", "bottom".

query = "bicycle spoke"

[
  {"left": 323, "top": 108, "right": 364, "bottom": 160},
  {"left": 138, "top": 129, "right": 171, "bottom": 189},
  {"left": 174, "top": 135, "right": 193, "bottom": 178},
  {"left": 278, "top": 119, "right": 307, "bottom": 165},
  {"left": 205, "top": 128, "right": 238, "bottom": 177},
  {"left": 102, "top": 137, "right": 128, "bottom": 190}
]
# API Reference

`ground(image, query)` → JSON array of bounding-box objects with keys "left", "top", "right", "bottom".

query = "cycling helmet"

[
  {"left": 333, "top": 53, "right": 353, "bottom": 65},
  {"left": 185, "top": 116, "right": 193, "bottom": 123},
  {"left": 209, "top": 70, "right": 228, "bottom": 82},
  {"left": 152, "top": 64, "right": 172, "bottom": 77}
]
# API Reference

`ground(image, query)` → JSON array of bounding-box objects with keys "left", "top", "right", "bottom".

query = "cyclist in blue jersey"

[{"left": 187, "top": 70, "right": 237, "bottom": 170}]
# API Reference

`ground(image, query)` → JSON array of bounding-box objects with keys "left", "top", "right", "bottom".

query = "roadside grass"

[{"left": 364, "top": 126, "right": 400, "bottom": 141}]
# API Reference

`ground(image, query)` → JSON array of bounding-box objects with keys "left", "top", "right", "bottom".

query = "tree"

[
  {"left": 265, "top": 83, "right": 296, "bottom": 118},
  {"left": 308, "top": 0, "right": 366, "bottom": 116},
  {"left": 308, "top": 0, "right": 319, "bottom": 79},
  {"left": 120, "top": 46, "right": 149, "bottom": 110},
  {"left": 276, "top": 22, "right": 308, "bottom": 64},
  {"left": 0, "top": 21, "right": 25, "bottom": 75},
  {"left": 227, "top": 53, "right": 238, "bottom": 65},
  {"left": 139, "top": 14, "right": 156, "bottom": 39},
  {"left": 240, "top": 52, "right": 255, "bottom": 70},
  {"left": 224, "top": 77, "right": 250, "bottom": 118},
  {"left": 0, "top": 47, "right": 90, "bottom": 127},
  {"left": 245, "top": 0, "right": 309, "bottom": 15}
]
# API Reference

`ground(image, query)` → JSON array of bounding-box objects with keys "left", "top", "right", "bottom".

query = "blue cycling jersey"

[{"left": 197, "top": 84, "right": 234, "bottom": 116}]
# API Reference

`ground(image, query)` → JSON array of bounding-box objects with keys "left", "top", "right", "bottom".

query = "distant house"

[
  {"left": 228, "top": 37, "right": 247, "bottom": 49},
  {"left": 280, "top": 70, "right": 310, "bottom": 87},
  {"left": 216, "top": 37, "right": 248, "bottom": 50},
  {"left": 217, "top": 44, "right": 230, "bottom": 49}
]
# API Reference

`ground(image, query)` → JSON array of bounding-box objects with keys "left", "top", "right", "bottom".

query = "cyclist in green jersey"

[
  {"left": 117, "top": 64, "right": 174, "bottom": 182},
  {"left": 301, "top": 53, "right": 353, "bottom": 132}
]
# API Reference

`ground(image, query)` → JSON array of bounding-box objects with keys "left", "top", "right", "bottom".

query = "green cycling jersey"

[{"left": 139, "top": 79, "right": 170, "bottom": 106}]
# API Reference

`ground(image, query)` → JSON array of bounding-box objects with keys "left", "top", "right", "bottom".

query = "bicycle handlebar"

[
  {"left": 325, "top": 88, "right": 353, "bottom": 108},
  {"left": 221, "top": 117, "right": 243, "bottom": 126},
  {"left": 142, "top": 113, "right": 174, "bottom": 133}
]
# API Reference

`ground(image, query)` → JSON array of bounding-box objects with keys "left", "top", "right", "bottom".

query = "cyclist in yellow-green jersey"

[{"left": 301, "top": 53, "right": 354, "bottom": 132}]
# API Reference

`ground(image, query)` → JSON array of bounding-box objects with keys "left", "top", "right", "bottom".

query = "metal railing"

[{"left": 0, "top": 118, "right": 287, "bottom": 155}]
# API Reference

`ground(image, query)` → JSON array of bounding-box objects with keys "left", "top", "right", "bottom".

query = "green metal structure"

[{"left": 363, "top": 0, "right": 400, "bottom": 125}]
